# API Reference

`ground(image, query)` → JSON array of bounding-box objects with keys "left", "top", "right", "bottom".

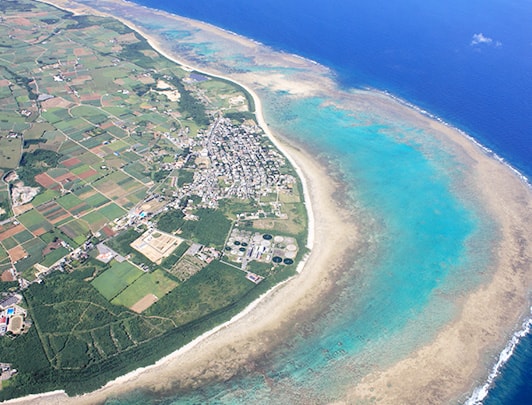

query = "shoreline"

[
  {"left": 5, "top": 0, "right": 336, "bottom": 403},
  {"left": 12, "top": 0, "right": 532, "bottom": 404}
]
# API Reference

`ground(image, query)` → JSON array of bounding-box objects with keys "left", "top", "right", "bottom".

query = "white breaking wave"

[{"left": 465, "top": 306, "right": 532, "bottom": 405}]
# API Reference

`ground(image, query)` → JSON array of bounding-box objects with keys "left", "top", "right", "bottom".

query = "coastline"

[
  {"left": 8, "top": 0, "right": 348, "bottom": 403},
  {"left": 14, "top": 0, "right": 532, "bottom": 404}
]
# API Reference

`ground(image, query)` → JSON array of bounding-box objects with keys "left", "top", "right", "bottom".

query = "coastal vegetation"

[{"left": 0, "top": 0, "right": 307, "bottom": 399}]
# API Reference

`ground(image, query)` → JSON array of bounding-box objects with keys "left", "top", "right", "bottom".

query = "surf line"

[{"left": 465, "top": 306, "right": 532, "bottom": 404}]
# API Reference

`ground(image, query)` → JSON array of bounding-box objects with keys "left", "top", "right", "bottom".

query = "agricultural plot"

[
  {"left": 97, "top": 203, "right": 126, "bottom": 221},
  {"left": 37, "top": 201, "right": 71, "bottom": 225},
  {"left": 0, "top": 137, "right": 22, "bottom": 169},
  {"left": 70, "top": 105, "right": 109, "bottom": 125},
  {"left": 31, "top": 189, "right": 60, "bottom": 207},
  {"left": 40, "top": 108, "right": 70, "bottom": 124},
  {"left": 58, "top": 140, "right": 85, "bottom": 157},
  {"left": 56, "top": 193, "right": 85, "bottom": 211},
  {"left": 80, "top": 211, "right": 109, "bottom": 232},
  {"left": 24, "top": 123, "right": 54, "bottom": 140},
  {"left": 41, "top": 246, "right": 69, "bottom": 267},
  {"left": 17, "top": 209, "right": 52, "bottom": 234},
  {"left": 59, "top": 219, "right": 90, "bottom": 246},
  {"left": 15, "top": 238, "right": 46, "bottom": 276},
  {"left": 80, "top": 191, "right": 109, "bottom": 208},
  {"left": 82, "top": 133, "right": 113, "bottom": 149},
  {"left": 91, "top": 260, "right": 143, "bottom": 300},
  {"left": 12, "top": 229, "right": 34, "bottom": 244},
  {"left": 111, "top": 269, "right": 178, "bottom": 312},
  {"left": 123, "top": 162, "right": 151, "bottom": 183}
]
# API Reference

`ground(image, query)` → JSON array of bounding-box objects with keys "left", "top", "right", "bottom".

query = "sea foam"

[{"left": 465, "top": 307, "right": 532, "bottom": 405}]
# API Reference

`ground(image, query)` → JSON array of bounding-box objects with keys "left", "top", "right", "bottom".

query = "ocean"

[{"left": 96, "top": 0, "right": 531, "bottom": 403}]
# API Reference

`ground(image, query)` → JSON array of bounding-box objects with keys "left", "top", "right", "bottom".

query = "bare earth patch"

[{"left": 130, "top": 293, "right": 158, "bottom": 313}]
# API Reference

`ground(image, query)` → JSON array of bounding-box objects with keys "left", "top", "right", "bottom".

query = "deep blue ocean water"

[{"left": 119, "top": 0, "right": 532, "bottom": 403}]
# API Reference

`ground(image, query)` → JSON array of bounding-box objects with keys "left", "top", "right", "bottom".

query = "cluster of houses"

[{"left": 177, "top": 117, "right": 297, "bottom": 207}]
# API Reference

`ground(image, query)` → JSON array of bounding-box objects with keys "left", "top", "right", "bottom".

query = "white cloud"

[
  {"left": 471, "top": 33, "right": 502, "bottom": 47},
  {"left": 471, "top": 33, "right": 492, "bottom": 45}
]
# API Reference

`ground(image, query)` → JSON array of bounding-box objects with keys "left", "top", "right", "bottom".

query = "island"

[
  {"left": 0, "top": 0, "right": 309, "bottom": 398},
  {"left": 1, "top": 0, "right": 531, "bottom": 404}
]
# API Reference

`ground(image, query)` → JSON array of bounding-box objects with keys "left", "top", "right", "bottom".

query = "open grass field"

[
  {"left": 41, "top": 246, "right": 69, "bottom": 267},
  {"left": 97, "top": 202, "right": 126, "bottom": 221},
  {"left": 91, "top": 260, "right": 143, "bottom": 300},
  {"left": 80, "top": 211, "right": 109, "bottom": 232},
  {"left": 31, "top": 189, "right": 60, "bottom": 207},
  {"left": 56, "top": 193, "right": 84, "bottom": 210},
  {"left": 0, "top": 137, "right": 22, "bottom": 169},
  {"left": 111, "top": 269, "right": 178, "bottom": 311},
  {"left": 82, "top": 191, "right": 110, "bottom": 208},
  {"left": 17, "top": 209, "right": 52, "bottom": 233}
]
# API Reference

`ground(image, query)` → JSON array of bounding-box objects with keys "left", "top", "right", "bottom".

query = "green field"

[
  {"left": 80, "top": 211, "right": 108, "bottom": 231},
  {"left": 91, "top": 260, "right": 143, "bottom": 300},
  {"left": 12, "top": 230, "right": 34, "bottom": 244},
  {"left": 98, "top": 203, "right": 126, "bottom": 220},
  {"left": 111, "top": 269, "right": 178, "bottom": 309},
  {"left": 56, "top": 193, "right": 84, "bottom": 210},
  {"left": 24, "top": 123, "right": 54, "bottom": 140},
  {"left": 31, "top": 189, "right": 60, "bottom": 206},
  {"left": 83, "top": 192, "right": 110, "bottom": 208},
  {"left": 0, "top": 137, "right": 22, "bottom": 169},
  {"left": 41, "top": 246, "right": 69, "bottom": 267},
  {"left": 17, "top": 209, "right": 51, "bottom": 232},
  {"left": 59, "top": 219, "right": 90, "bottom": 245}
]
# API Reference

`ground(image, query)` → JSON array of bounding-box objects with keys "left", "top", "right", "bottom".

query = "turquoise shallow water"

[
  {"left": 72, "top": 1, "right": 506, "bottom": 403},
  {"left": 107, "top": 94, "right": 494, "bottom": 403}
]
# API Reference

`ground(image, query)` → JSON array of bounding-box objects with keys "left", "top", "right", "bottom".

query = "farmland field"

[
  {"left": 17, "top": 209, "right": 52, "bottom": 233},
  {"left": 98, "top": 203, "right": 126, "bottom": 220},
  {"left": 0, "top": 137, "right": 22, "bottom": 169},
  {"left": 59, "top": 219, "right": 90, "bottom": 245},
  {"left": 111, "top": 269, "right": 178, "bottom": 310},
  {"left": 31, "top": 189, "right": 60, "bottom": 206},
  {"left": 83, "top": 192, "right": 110, "bottom": 208},
  {"left": 56, "top": 193, "right": 84, "bottom": 210},
  {"left": 80, "top": 211, "right": 108, "bottom": 232},
  {"left": 91, "top": 260, "right": 143, "bottom": 300}
]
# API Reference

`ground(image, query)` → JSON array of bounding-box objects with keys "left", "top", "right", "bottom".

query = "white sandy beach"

[{"left": 12, "top": 1, "right": 532, "bottom": 404}]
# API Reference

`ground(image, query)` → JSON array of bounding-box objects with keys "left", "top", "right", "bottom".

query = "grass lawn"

[
  {"left": 91, "top": 260, "right": 143, "bottom": 300},
  {"left": 111, "top": 269, "right": 178, "bottom": 308}
]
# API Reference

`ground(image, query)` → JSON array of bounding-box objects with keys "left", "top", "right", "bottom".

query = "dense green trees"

[{"left": 17, "top": 149, "right": 62, "bottom": 186}]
